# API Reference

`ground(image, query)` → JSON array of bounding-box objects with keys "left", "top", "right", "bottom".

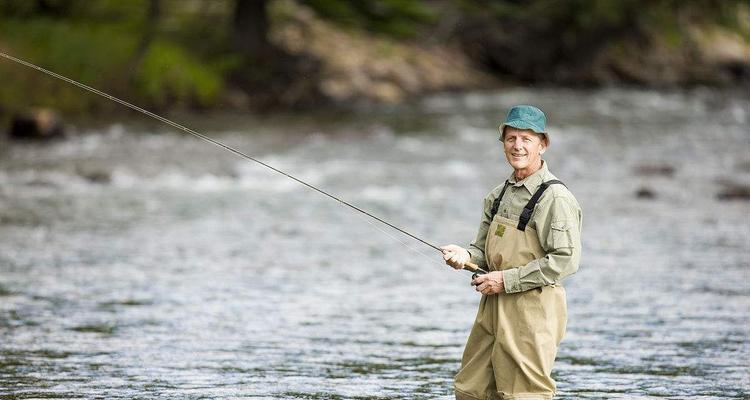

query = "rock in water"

[
  {"left": 634, "top": 164, "right": 675, "bottom": 177},
  {"left": 9, "top": 108, "right": 66, "bottom": 140},
  {"left": 635, "top": 187, "right": 656, "bottom": 199},
  {"left": 717, "top": 183, "right": 750, "bottom": 201}
]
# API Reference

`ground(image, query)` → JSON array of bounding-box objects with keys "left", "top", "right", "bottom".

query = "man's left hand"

[{"left": 472, "top": 271, "right": 504, "bottom": 295}]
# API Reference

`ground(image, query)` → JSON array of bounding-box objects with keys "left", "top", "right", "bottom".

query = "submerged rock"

[
  {"left": 717, "top": 183, "right": 750, "bottom": 201},
  {"left": 634, "top": 165, "right": 675, "bottom": 177},
  {"left": 9, "top": 108, "right": 66, "bottom": 140},
  {"left": 635, "top": 187, "right": 657, "bottom": 199},
  {"left": 737, "top": 161, "right": 750, "bottom": 173},
  {"left": 76, "top": 166, "right": 111, "bottom": 184}
]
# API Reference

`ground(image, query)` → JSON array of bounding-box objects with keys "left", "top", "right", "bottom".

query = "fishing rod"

[{"left": 0, "top": 51, "right": 488, "bottom": 277}]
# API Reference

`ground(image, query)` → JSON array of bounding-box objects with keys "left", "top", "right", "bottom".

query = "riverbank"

[{"left": 1, "top": 0, "right": 749, "bottom": 120}]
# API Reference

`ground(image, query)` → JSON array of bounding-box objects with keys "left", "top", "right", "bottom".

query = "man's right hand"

[{"left": 440, "top": 244, "right": 471, "bottom": 270}]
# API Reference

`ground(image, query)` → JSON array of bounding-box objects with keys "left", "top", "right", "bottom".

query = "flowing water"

[{"left": 1, "top": 88, "right": 749, "bottom": 399}]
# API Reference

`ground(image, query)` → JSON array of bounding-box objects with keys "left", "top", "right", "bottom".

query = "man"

[{"left": 441, "top": 105, "right": 582, "bottom": 400}]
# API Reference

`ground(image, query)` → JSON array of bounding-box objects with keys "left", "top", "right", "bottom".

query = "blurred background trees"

[{"left": 0, "top": 0, "right": 748, "bottom": 115}]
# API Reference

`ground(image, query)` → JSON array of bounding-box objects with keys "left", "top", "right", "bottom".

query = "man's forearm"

[{"left": 502, "top": 250, "right": 578, "bottom": 293}]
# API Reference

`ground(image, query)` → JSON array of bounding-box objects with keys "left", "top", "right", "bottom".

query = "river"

[{"left": 1, "top": 88, "right": 749, "bottom": 399}]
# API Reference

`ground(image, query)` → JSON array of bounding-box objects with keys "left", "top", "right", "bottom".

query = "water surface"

[{"left": 1, "top": 88, "right": 749, "bottom": 398}]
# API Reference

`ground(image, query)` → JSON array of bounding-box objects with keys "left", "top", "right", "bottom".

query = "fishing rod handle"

[{"left": 464, "top": 262, "right": 488, "bottom": 280}]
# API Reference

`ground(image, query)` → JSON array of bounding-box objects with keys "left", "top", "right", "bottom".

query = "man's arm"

[{"left": 502, "top": 194, "right": 582, "bottom": 293}]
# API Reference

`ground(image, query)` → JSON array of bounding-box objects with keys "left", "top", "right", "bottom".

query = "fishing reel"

[
  {"left": 465, "top": 262, "right": 489, "bottom": 282},
  {"left": 471, "top": 271, "right": 487, "bottom": 281}
]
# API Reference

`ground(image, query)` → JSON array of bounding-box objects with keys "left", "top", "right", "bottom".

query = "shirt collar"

[{"left": 508, "top": 160, "right": 549, "bottom": 194}]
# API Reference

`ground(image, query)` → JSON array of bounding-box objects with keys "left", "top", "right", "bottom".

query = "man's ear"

[{"left": 539, "top": 134, "right": 549, "bottom": 153}]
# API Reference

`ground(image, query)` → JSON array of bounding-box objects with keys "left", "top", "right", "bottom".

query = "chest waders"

[{"left": 455, "top": 181, "right": 567, "bottom": 400}]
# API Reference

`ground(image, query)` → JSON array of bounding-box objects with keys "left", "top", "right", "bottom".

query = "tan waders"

[{"left": 455, "top": 185, "right": 567, "bottom": 400}]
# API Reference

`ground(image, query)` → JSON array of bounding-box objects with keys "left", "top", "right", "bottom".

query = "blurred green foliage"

[
  {"left": 302, "top": 0, "right": 438, "bottom": 38},
  {"left": 135, "top": 41, "right": 233, "bottom": 109},
  {"left": 0, "top": 17, "right": 138, "bottom": 113},
  {"left": 464, "top": 0, "right": 745, "bottom": 41},
  {"left": 0, "top": 0, "right": 232, "bottom": 114},
  {"left": 0, "top": 0, "right": 747, "bottom": 115}
]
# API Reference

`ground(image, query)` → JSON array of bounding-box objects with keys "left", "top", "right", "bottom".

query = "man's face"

[{"left": 502, "top": 127, "right": 547, "bottom": 174}]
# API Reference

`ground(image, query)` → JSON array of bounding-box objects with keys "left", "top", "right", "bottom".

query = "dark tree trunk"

[
  {"left": 138, "top": 0, "right": 160, "bottom": 56},
  {"left": 228, "top": 0, "right": 323, "bottom": 109},
  {"left": 232, "top": 0, "right": 272, "bottom": 62}
]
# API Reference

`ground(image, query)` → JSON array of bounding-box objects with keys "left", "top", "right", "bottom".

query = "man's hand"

[
  {"left": 440, "top": 244, "right": 470, "bottom": 270},
  {"left": 472, "top": 271, "right": 504, "bottom": 295}
]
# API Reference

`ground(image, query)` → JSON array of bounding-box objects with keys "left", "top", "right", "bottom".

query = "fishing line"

[
  {"left": 0, "top": 51, "right": 470, "bottom": 271},
  {"left": 356, "top": 210, "right": 448, "bottom": 270}
]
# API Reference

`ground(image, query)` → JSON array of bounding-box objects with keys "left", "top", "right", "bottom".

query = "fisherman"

[
  {"left": 441, "top": 105, "right": 582, "bottom": 400},
  {"left": 1, "top": 51, "right": 582, "bottom": 399}
]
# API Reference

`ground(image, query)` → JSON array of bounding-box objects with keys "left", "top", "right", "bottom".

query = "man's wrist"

[{"left": 502, "top": 268, "right": 521, "bottom": 293}]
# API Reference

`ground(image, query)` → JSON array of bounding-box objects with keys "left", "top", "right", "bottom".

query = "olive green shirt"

[{"left": 466, "top": 161, "right": 582, "bottom": 293}]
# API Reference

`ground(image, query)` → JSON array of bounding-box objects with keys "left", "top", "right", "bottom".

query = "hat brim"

[{"left": 499, "top": 120, "right": 546, "bottom": 135}]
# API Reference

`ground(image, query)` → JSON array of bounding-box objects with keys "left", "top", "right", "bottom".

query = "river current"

[{"left": 1, "top": 88, "right": 749, "bottom": 399}]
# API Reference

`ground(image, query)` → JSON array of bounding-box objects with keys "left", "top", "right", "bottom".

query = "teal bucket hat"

[{"left": 499, "top": 105, "right": 547, "bottom": 138}]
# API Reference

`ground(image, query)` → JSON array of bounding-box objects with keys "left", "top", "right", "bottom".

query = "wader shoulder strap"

[
  {"left": 489, "top": 181, "right": 511, "bottom": 221},
  {"left": 517, "top": 179, "right": 565, "bottom": 231}
]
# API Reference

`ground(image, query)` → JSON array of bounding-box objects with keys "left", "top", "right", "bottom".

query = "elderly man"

[{"left": 441, "top": 105, "right": 582, "bottom": 400}]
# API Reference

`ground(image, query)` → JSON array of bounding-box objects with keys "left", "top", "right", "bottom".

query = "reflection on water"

[{"left": 1, "top": 88, "right": 749, "bottom": 399}]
